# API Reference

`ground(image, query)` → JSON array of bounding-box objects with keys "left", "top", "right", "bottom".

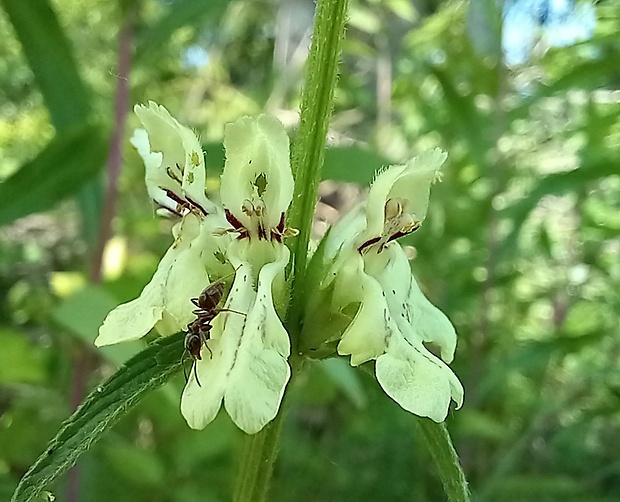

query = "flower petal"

[
  {"left": 335, "top": 244, "right": 463, "bottom": 421},
  {"left": 371, "top": 245, "right": 457, "bottom": 363},
  {"left": 180, "top": 264, "right": 254, "bottom": 430},
  {"left": 362, "top": 148, "right": 447, "bottom": 245},
  {"left": 376, "top": 335, "right": 464, "bottom": 422},
  {"left": 159, "top": 224, "right": 213, "bottom": 333},
  {"left": 335, "top": 257, "right": 387, "bottom": 365},
  {"left": 406, "top": 273, "right": 457, "bottom": 363},
  {"left": 95, "top": 215, "right": 211, "bottom": 346},
  {"left": 181, "top": 242, "right": 291, "bottom": 434},
  {"left": 220, "top": 115, "right": 293, "bottom": 231},
  {"left": 224, "top": 246, "right": 291, "bottom": 433},
  {"left": 95, "top": 244, "right": 173, "bottom": 346},
  {"left": 133, "top": 102, "right": 213, "bottom": 215}
]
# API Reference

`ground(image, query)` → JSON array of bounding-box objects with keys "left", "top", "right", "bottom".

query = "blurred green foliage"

[{"left": 1, "top": 0, "right": 619, "bottom": 501}]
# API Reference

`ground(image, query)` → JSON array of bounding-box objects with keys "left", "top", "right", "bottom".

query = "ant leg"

[
  {"left": 181, "top": 346, "right": 190, "bottom": 384},
  {"left": 200, "top": 331, "right": 214, "bottom": 359},
  {"left": 182, "top": 358, "right": 189, "bottom": 384},
  {"left": 193, "top": 361, "right": 202, "bottom": 387},
  {"left": 216, "top": 307, "right": 247, "bottom": 317}
]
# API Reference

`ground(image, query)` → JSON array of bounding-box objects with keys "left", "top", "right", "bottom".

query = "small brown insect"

[{"left": 183, "top": 271, "right": 245, "bottom": 386}]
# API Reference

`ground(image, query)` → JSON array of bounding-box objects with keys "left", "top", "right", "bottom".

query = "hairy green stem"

[
  {"left": 286, "top": 0, "right": 349, "bottom": 341},
  {"left": 233, "top": 1, "right": 348, "bottom": 499},
  {"left": 232, "top": 385, "right": 288, "bottom": 502},
  {"left": 416, "top": 419, "right": 470, "bottom": 502},
  {"left": 233, "top": 415, "right": 285, "bottom": 502},
  {"left": 232, "top": 355, "right": 302, "bottom": 502}
]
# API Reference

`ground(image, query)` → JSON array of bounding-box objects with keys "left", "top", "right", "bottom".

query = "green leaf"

[
  {"left": 0, "top": 0, "right": 91, "bottom": 130},
  {"left": 203, "top": 142, "right": 226, "bottom": 176},
  {"left": 0, "top": 123, "right": 108, "bottom": 226},
  {"left": 320, "top": 358, "right": 367, "bottom": 408},
  {"left": 0, "top": 328, "right": 47, "bottom": 384},
  {"left": 135, "top": 0, "right": 231, "bottom": 62},
  {"left": 52, "top": 285, "right": 144, "bottom": 367},
  {"left": 11, "top": 332, "right": 185, "bottom": 502},
  {"left": 428, "top": 65, "right": 491, "bottom": 165},
  {"left": 504, "top": 164, "right": 618, "bottom": 224},
  {"left": 322, "top": 146, "right": 392, "bottom": 184},
  {"left": 102, "top": 441, "right": 167, "bottom": 487},
  {"left": 498, "top": 161, "right": 618, "bottom": 258},
  {"left": 202, "top": 143, "right": 389, "bottom": 187}
]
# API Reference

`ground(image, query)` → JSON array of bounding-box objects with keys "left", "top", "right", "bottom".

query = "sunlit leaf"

[
  {"left": 0, "top": 0, "right": 91, "bottom": 129},
  {"left": 322, "top": 146, "right": 392, "bottom": 184},
  {"left": 53, "top": 285, "right": 144, "bottom": 367},
  {"left": 320, "top": 358, "right": 367, "bottom": 408},
  {"left": 135, "top": 0, "right": 231, "bottom": 62}
]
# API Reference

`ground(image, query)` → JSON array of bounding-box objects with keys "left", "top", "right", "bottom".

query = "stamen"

[
  {"left": 162, "top": 188, "right": 190, "bottom": 215},
  {"left": 186, "top": 195, "right": 208, "bottom": 216},
  {"left": 384, "top": 198, "right": 404, "bottom": 220},
  {"left": 358, "top": 198, "right": 421, "bottom": 254},
  {"left": 166, "top": 166, "right": 182, "bottom": 184},
  {"left": 241, "top": 199, "right": 255, "bottom": 217}
]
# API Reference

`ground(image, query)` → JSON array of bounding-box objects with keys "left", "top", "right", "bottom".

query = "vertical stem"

[
  {"left": 90, "top": 8, "right": 135, "bottom": 283},
  {"left": 233, "top": 399, "right": 287, "bottom": 502},
  {"left": 416, "top": 419, "right": 471, "bottom": 502},
  {"left": 233, "top": 0, "right": 348, "bottom": 499},
  {"left": 66, "top": 7, "right": 135, "bottom": 502},
  {"left": 286, "top": 0, "right": 349, "bottom": 345}
]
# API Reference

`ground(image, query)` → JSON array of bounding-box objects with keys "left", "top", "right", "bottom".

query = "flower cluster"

[
  {"left": 304, "top": 150, "right": 463, "bottom": 421},
  {"left": 96, "top": 102, "right": 463, "bottom": 433},
  {"left": 96, "top": 103, "right": 293, "bottom": 434}
]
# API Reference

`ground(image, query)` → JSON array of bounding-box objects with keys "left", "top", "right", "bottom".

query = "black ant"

[{"left": 182, "top": 271, "right": 245, "bottom": 386}]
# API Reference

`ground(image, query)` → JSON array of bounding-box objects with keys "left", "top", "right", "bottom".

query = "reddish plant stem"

[
  {"left": 90, "top": 13, "right": 135, "bottom": 284},
  {"left": 66, "top": 8, "right": 135, "bottom": 502}
]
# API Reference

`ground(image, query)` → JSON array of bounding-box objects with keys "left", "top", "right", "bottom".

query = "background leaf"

[
  {"left": 0, "top": 0, "right": 91, "bottom": 129},
  {"left": 135, "top": 0, "right": 231, "bottom": 62},
  {"left": 0, "top": 123, "right": 108, "bottom": 225},
  {"left": 11, "top": 332, "right": 185, "bottom": 502},
  {"left": 52, "top": 285, "right": 144, "bottom": 367}
]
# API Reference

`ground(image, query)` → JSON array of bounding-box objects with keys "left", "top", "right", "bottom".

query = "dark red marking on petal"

[
  {"left": 277, "top": 212, "right": 285, "bottom": 233},
  {"left": 186, "top": 195, "right": 208, "bottom": 216},
  {"left": 163, "top": 188, "right": 187, "bottom": 208},
  {"left": 225, "top": 209, "right": 245, "bottom": 231},
  {"left": 357, "top": 236, "right": 381, "bottom": 254}
]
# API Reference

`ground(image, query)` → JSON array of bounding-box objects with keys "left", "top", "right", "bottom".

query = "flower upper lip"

[
  {"left": 132, "top": 101, "right": 216, "bottom": 220},
  {"left": 357, "top": 148, "right": 447, "bottom": 254}
]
